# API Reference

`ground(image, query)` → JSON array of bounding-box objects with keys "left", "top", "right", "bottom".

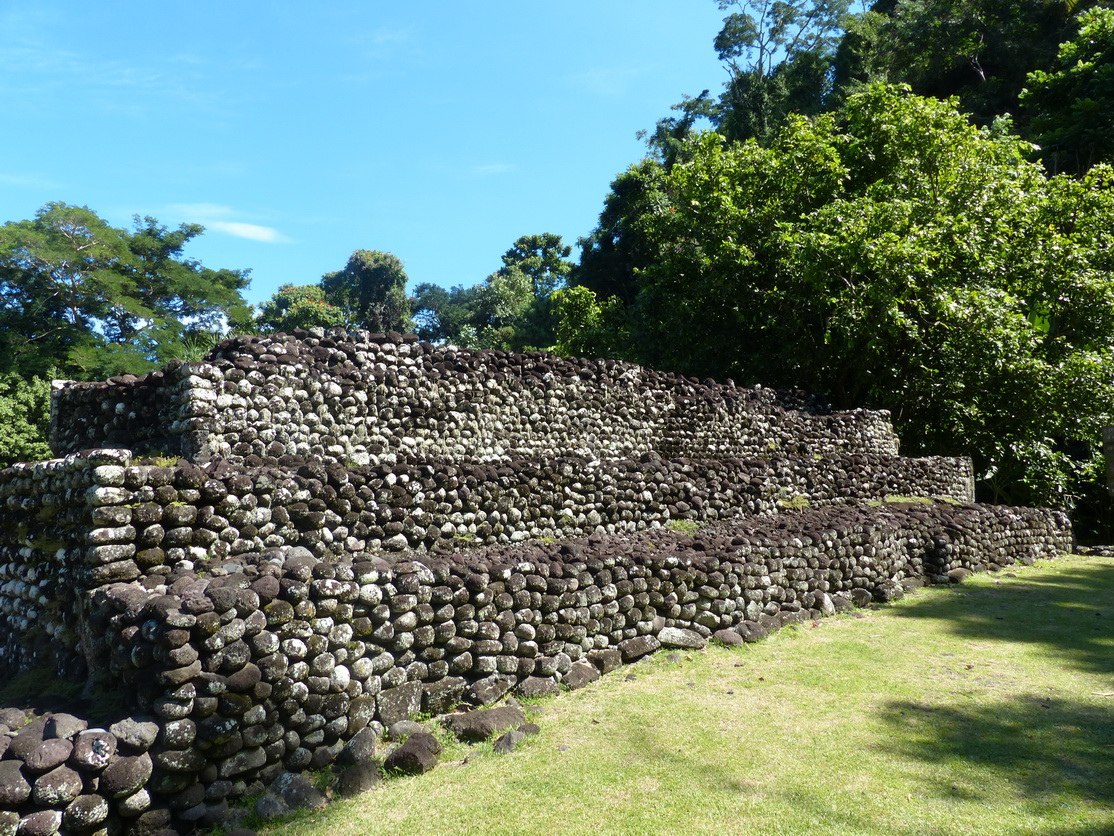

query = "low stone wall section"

[
  {"left": 50, "top": 330, "right": 901, "bottom": 466},
  {"left": 0, "top": 449, "right": 974, "bottom": 678},
  {"left": 0, "top": 501, "right": 1071, "bottom": 834}
]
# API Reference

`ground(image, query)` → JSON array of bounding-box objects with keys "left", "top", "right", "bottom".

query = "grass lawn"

[{"left": 262, "top": 554, "right": 1114, "bottom": 836}]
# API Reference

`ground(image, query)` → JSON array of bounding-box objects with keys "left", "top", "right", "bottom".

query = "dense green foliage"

[
  {"left": 713, "top": 0, "right": 852, "bottom": 143},
  {"left": 321, "top": 249, "right": 412, "bottom": 333},
  {"left": 1023, "top": 6, "right": 1114, "bottom": 173},
  {"left": 411, "top": 233, "right": 574, "bottom": 351},
  {"left": 410, "top": 283, "right": 482, "bottom": 345},
  {"left": 0, "top": 202, "right": 252, "bottom": 464},
  {"left": 0, "top": 202, "right": 252, "bottom": 379},
  {"left": 257, "top": 249, "right": 412, "bottom": 335},
  {"left": 257, "top": 284, "right": 347, "bottom": 332},
  {"left": 0, "top": 372, "right": 52, "bottom": 468},
  {"left": 567, "top": 0, "right": 1114, "bottom": 529},
  {"left": 858, "top": 0, "right": 1077, "bottom": 126},
  {"left": 550, "top": 286, "right": 627, "bottom": 358},
  {"left": 572, "top": 85, "right": 1114, "bottom": 513},
  {"left": 670, "top": 0, "right": 1102, "bottom": 162}
]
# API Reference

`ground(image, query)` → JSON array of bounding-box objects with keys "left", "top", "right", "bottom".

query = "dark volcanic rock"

[
  {"left": 335, "top": 762, "right": 382, "bottom": 796},
  {"left": 563, "top": 661, "right": 601, "bottom": 690},
  {"left": 442, "top": 705, "right": 526, "bottom": 742},
  {"left": 0, "top": 761, "right": 31, "bottom": 806},
  {"left": 383, "top": 732, "right": 441, "bottom": 776}
]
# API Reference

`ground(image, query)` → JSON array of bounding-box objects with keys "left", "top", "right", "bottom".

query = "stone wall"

[
  {"left": 0, "top": 499, "right": 1073, "bottom": 834},
  {"left": 0, "top": 447, "right": 975, "bottom": 680},
  {"left": 0, "top": 329, "right": 1074, "bottom": 834},
  {"left": 51, "top": 330, "right": 903, "bottom": 467}
]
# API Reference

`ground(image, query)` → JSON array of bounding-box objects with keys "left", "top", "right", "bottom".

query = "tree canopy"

[
  {"left": 0, "top": 372, "right": 52, "bottom": 468},
  {"left": 1023, "top": 6, "right": 1114, "bottom": 173},
  {"left": 713, "top": 0, "right": 853, "bottom": 143},
  {"left": 570, "top": 84, "right": 1114, "bottom": 514},
  {"left": 680, "top": 0, "right": 1099, "bottom": 158},
  {"left": 320, "top": 249, "right": 411, "bottom": 334},
  {"left": 0, "top": 202, "right": 252, "bottom": 379},
  {"left": 410, "top": 233, "right": 574, "bottom": 351},
  {"left": 257, "top": 284, "right": 346, "bottom": 333}
]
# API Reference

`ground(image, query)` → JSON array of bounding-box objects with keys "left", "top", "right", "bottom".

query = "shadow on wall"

[{"left": 887, "top": 562, "right": 1114, "bottom": 678}]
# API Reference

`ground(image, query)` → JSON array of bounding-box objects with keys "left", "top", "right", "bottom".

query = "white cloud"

[
  {"left": 207, "top": 221, "right": 290, "bottom": 243},
  {"left": 168, "top": 204, "right": 290, "bottom": 243}
]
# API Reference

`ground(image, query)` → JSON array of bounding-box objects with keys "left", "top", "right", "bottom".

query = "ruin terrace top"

[{"left": 50, "top": 328, "right": 900, "bottom": 468}]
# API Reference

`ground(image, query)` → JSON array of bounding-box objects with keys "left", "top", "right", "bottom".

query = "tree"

[
  {"left": 640, "top": 91, "right": 719, "bottom": 170},
  {"left": 473, "top": 265, "right": 536, "bottom": 350},
  {"left": 412, "top": 234, "right": 575, "bottom": 351},
  {"left": 550, "top": 286, "right": 628, "bottom": 358},
  {"left": 321, "top": 249, "right": 412, "bottom": 333},
  {"left": 713, "top": 0, "right": 852, "bottom": 143},
  {"left": 486, "top": 233, "right": 574, "bottom": 351},
  {"left": 1023, "top": 6, "right": 1114, "bottom": 174},
  {"left": 858, "top": 0, "right": 1077, "bottom": 126},
  {"left": 596, "top": 85, "right": 1114, "bottom": 514},
  {"left": 0, "top": 202, "right": 252, "bottom": 379},
  {"left": 257, "top": 284, "right": 346, "bottom": 333},
  {"left": 0, "top": 372, "right": 52, "bottom": 467},
  {"left": 576, "top": 159, "right": 671, "bottom": 305},
  {"left": 498, "top": 233, "right": 573, "bottom": 296},
  {"left": 829, "top": 8, "right": 892, "bottom": 101}
]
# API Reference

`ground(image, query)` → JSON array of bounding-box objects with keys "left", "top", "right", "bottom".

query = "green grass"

[{"left": 262, "top": 555, "right": 1114, "bottom": 836}]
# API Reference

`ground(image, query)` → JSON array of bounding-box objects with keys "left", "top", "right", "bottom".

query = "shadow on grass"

[
  {"left": 877, "top": 696, "right": 1114, "bottom": 806},
  {"left": 889, "top": 559, "right": 1114, "bottom": 677},
  {"left": 875, "top": 558, "right": 1114, "bottom": 833}
]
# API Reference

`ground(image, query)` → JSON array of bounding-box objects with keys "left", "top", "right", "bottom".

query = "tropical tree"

[
  {"left": 257, "top": 284, "right": 346, "bottom": 333},
  {"left": 498, "top": 233, "right": 573, "bottom": 296},
  {"left": 713, "top": 0, "right": 853, "bottom": 142},
  {"left": 576, "top": 159, "right": 671, "bottom": 304},
  {"left": 1023, "top": 6, "right": 1114, "bottom": 174},
  {"left": 550, "top": 285, "right": 628, "bottom": 358},
  {"left": 0, "top": 202, "right": 251, "bottom": 378},
  {"left": 486, "top": 233, "right": 574, "bottom": 350},
  {"left": 0, "top": 372, "right": 52, "bottom": 467},
  {"left": 412, "top": 234, "right": 574, "bottom": 351},
  {"left": 410, "top": 283, "right": 483, "bottom": 344},
  {"left": 582, "top": 85, "right": 1114, "bottom": 513},
  {"left": 854, "top": 0, "right": 1079, "bottom": 126},
  {"left": 321, "top": 249, "right": 412, "bottom": 333},
  {"left": 472, "top": 265, "right": 536, "bottom": 350}
]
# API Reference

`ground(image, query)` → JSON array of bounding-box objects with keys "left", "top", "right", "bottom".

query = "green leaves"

[
  {"left": 0, "top": 202, "right": 250, "bottom": 379},
  {"left": 256, "top": 284, "right": 346, "bottom": 333},
  {"left": 0, "top": 371, "right": 52, "bottom": 468},
  {"left": 712, "top": 0, "right": 852, "bottom": 143},
  {"left": 584, "top": 84, "right": 1114, "bottom": 515},
  {"left": 321, "top": 250, "right": 411, "bottom": 333},
  {"left": 410, "top": 233, "right": 574, "bottom": 352},
  {"left": 1023, "top": 6, "right": 1114, "bottom": 174}
]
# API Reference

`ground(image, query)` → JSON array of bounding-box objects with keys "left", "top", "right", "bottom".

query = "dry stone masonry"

[
  {"left": 0, "top": 328, "right": 1072, "bottom": 835},
  {"left": 51, "top": 330, "right": 906, "bottom": 467}
]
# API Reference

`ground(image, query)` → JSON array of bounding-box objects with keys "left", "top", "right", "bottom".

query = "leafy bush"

[
  {"left": 584, "top": 85, "right": 1114, "bottom": 512},
  {"left": 0, "top": 372, "right": 52, "bottom": 467}
]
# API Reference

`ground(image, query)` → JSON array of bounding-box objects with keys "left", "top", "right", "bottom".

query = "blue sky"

[{"left": 0, "top": 1, "right": 727, "bottom": 307}]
